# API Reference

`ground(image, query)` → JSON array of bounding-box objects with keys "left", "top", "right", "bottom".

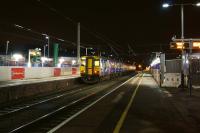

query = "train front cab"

[{"left": 80, "top": 56, "right": 100, "bottom": 83}]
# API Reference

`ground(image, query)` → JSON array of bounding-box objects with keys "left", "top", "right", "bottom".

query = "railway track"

[
  {"left": 0, "top": 84, "right": 88, "bottom": 117},
  {"left": 0, "top": 75, "right": 137, "bottom": 133},
  {"left": 9, "top": 75, "right": 138, "bottom": 133}
]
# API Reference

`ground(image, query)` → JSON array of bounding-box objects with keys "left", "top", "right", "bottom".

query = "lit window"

[{"left": 95, "top": 61, "right": 100, "bottom": 66}]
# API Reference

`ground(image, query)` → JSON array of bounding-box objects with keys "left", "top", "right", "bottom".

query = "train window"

[
  {"left": 81, "top": 60, "right": 86, "bottom": 66},
  {"left": 95, "top": 60, "right": 100, "bottom": 66}
]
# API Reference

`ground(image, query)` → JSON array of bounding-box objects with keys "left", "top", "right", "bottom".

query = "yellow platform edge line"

[{"left": 113, "top": 74, "right": 143, "bottom": 133}]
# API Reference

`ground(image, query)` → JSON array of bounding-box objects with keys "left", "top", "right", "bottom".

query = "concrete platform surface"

[
  {"left": 55, "top": 73, "right": 199, "bottom": 133},
  {"left": 0, "top": 75, "right": 80, "bottom": 88}
]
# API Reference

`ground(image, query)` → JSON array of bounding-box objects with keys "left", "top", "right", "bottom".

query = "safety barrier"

[
  {"left": 162, "top": 73, "right": 181, "bottom": 88},
  {"left": 0, "top": 66, "right": 80, "bottom": 81}
]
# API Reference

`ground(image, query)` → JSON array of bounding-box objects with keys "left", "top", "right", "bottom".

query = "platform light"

[
  {"left": 57, "top": 58, "right": 65, "bottom": 68},
  {"left": 72, "top": 60, "right": 76, "bottom": 65},
  {"left": 59, "top": 58, "right": 65, "bottom": 64},
  {"left": 196, "top": 2, "right": 200, "bottom": 6},
  {"left": 13, "top": 54, "right": 23, "bottom": 61},
  {"left": 162, "top": 3, "right": 170, "bottom": 8},
  {"left": 150, "top": 58, "right": 160, "bottom": 67}
]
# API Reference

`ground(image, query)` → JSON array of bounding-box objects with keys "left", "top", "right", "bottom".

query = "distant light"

[
  {"left": 14, "top": 24, "right": 24, "bottom": 29},
  {"left": 57, "top": 63, "right": 61, "bottom": 68},
  {"left": 59, "top": 58, "right": 65, "bottom": 64},
  {"left": 41, "top": 57, "right": 48, "bottom": 63},
  {"left": 133, "top": 66, "right": 136, "bottom": 70},
  {"left": 27, "top": 62, "right": 31, "bottom": 67},
  {"left": 13, "top": 54, "right": 23, "bottom": 61},
  {"left": 72, "top": 60, "right": 76, "bottom": 65},
  {"left": 176, "top": 42, "right": 184, "bottom": 49},
  {"left": 162, "top": 3, "right": 170, "bottom": 8},
  {"left": 193, "top": 42, "right": 200, "bottom": 48},
  {"left": 46, "top": 36, "right": 49, "bottom": 39},
  {"left": 186, "top": 59, "right": 189, "bottom": 64},
  {"left": 196, "top": 2, "right": 200, "bottom": 6}
]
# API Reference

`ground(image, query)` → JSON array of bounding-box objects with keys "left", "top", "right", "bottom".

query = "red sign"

[
  {"left": 11, "top": 68, "right": 25, "bottom": 80},
  {"left": 72, "top": 68, "right": 77, "bottom": 75},
  {"left": 54, "top": 68, "right": 61, "bottom": 77}
]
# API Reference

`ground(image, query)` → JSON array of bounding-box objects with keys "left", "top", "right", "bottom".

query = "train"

[{"left": 80, "top": 56, "right": 136, "bottom": 84}]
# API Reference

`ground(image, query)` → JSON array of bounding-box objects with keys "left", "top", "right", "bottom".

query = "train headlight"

[
  {"left": 94, "top": 71, "right": 99, "bottom": 74},
  {"left": 81, "top": 70, "right": 85, "bottom": 73}
]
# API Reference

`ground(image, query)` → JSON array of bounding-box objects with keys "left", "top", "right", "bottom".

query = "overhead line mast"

[{"left": 36, "top": 0, "right": 126, "bottom": 57}]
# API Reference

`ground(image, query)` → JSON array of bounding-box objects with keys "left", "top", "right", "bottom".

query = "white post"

[
  {"left": 47, "top": 37, "right": 50, "bottom": 58},
  {"left": 6, "top": 41, "right": 9, "bottom": 55},
  {"left": 181, "top": 4, "right": 184, "bottom": 39},
  {"left": 28, "top": 50, "right": 31, "bottom": 67},
  {"left": 44, "top": 45, "right": 46, "bottom": 57},
  {"left": 77, "top": 22, "right": 81, "bottom": 65},
  {"left": 5, "top": 41, "right": 9, "bottom": 66}
]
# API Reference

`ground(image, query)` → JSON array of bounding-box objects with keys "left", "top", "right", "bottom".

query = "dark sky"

[{"left": 0, "top": 0, "right": 200, "bottom": 64}]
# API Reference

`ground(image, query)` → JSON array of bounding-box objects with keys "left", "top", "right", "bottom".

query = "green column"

[{"left": 53, "top": 43, "right": 59, "bottom": 67}]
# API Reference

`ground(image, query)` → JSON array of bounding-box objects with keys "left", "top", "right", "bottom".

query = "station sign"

[
  {"left": 192, "top": 42, "right": 200, "bottom": 49},
  {"left": 170, "top": 42, "right": 190, "bottom": 49},
  {"left": 170, "top": 38, "right": 200, "bottom": 50}
]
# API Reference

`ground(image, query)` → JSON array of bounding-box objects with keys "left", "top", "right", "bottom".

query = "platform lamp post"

[
  {"left": 77, "top": 22, "right": 81, "bottom": 66},
  {"left": 162, "top": 2, "right": 200, "bottom": 89},
  {"left": 45, "top": 35, "right": 50, "bottom": 58},
  {"left": 5, "top": 40, "right": 9, "bottom": 66},
  {"left": 86, "top": 47, "right": 88, "bottom": 56}
]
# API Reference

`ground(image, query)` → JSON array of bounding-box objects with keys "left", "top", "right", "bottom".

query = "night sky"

[{"left": 0, "top": 0, "right": 200, "bottom": 65}]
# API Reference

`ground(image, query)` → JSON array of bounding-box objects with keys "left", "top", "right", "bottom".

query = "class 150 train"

[{"left": 80, "top": 56, "right": 136, "bottom": 84}]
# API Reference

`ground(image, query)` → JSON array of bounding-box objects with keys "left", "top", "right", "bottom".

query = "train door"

[{"left": 86, "top": 57, "right": 94, "bottom": 75}]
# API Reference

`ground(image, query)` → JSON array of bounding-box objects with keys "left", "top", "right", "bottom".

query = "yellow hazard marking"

[{"left": 113, "top": 74, "right": 143, "bottom": 133}]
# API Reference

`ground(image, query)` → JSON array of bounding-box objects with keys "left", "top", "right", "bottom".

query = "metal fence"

[
  {"left": 190, "top": 59, "right": 200, "bottom": 86},
  {"left": 165, "top": 59, "right": 182, "bottom": 73},
  {"left": 0, "top": 55, "right": 77, "bottom": 67}
]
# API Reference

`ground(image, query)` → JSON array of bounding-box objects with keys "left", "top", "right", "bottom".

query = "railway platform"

[
  {"left": 0, "top": 75, "right": 80, "bottom": 106},
  {"left": 54, "top": 73, "right": 199, "bottom": 133},
  {"left": 0, "top": 75, "right": 80, "bottom": 88}
]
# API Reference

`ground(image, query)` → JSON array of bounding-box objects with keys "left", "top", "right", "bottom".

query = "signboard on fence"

[
  {"left": 11, "top": 68, "right": 25, "bottom": 80},
  {"left": 72, "top": 68, "right": 77, "bottom": 75},
  {"left": 54, "top": 68, "right": 61, "bottom": 77}
]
